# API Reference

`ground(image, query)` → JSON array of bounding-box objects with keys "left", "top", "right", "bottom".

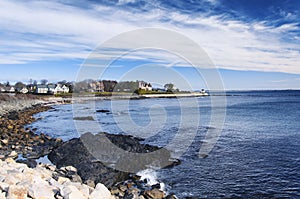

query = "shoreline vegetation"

[
  {"left": 0, "top": 94, "right": 179, "bottom": 199},
  {"left": 53, "top": 91, "right": 209, "bottom": 102}
]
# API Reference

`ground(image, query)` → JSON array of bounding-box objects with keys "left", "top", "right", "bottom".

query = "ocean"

[{"left": 28, "top": 90, "right": 300, "bottom": 198}]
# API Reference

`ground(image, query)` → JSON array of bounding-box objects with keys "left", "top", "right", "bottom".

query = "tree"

[
  {"left": 41, "top": 79, "right": 48, "bottom": 85},
  {"left": 58, "top": 80, "right": 67, "bottom": 85},
  {"left": 65, "top": 82, "right": 74, "bottom": 93},
  {"left": 5, "top": 81, "right": 10, "bottom": 87},
  {"left": 164, "top": 83, "right": 174, "bottom": 92},
  {"left": 15, "top": 82, "right": 25, "bottom": 91}
]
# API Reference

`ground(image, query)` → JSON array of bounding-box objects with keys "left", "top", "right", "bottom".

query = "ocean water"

[{"left": 28, "top": 90, "right": 300, "bottom": 198}]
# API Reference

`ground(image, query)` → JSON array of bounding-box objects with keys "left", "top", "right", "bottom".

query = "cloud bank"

[{"left": 0, "top": 0, "right": 299, "bottom": 74}]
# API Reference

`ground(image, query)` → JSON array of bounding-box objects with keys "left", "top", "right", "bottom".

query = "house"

[
  {"left": 8, "top": 86, "right": 15, "bottom": 93},
  {"left": 0, "top": 86, "right": 5, "bottom": 93},
  {"left": 53, "top": 84, "right": 69, "bottom": 94},
  {"left": 47, "top": 84, "right": 56, "bottom": 94},
  {"left": 35, "top": 84, "right": 48, "bottom": 94},
  {"left": 62, "top": 85, "right": 69, "bottom": 93},
  {"left": 20, "top": 87, "right": 28, "bottom": 94},
  {"left": 54, "top": 84, "right": 64, "bottom": 94},
  {"left": 138, "top": 81, "right": 152, "bottom": 91}
]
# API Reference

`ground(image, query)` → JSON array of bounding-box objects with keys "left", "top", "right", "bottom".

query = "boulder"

[
  {"left": 57, "top": 176, "right": 71, "bottom": 185},
  {"left": 0, "top": 192, "right": 6, "bottom": 199},
  {"left": 144, "top": 188, "right": 165, "bottom": 199},
  {"left": 89, "top": 183, "right": 112, "bottom": 199},
  {"left": 61, "top": 185, "right": 86, "bottom": 199},
  {"left": 48, "top": 132, "right": 178, "bottom": 188},
  {"left": 96, "top": 109, "right": 110, "bottom": 113},
  {"left": 0, "top": 182, "right": 9, "bottom": 192},
  {"left": 7, "top": 185, "right": 28, "bottom": 199},
  {"left": 28, "top": 185, "right": 57, "bottom": 199},
  {"left": 1, "top": 139, "right": 8, "bottom": 145}
]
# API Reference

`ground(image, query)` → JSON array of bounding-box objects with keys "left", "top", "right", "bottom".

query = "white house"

[
  {"left": 8, "top": 86, "right": 15, "bottom": 93},
  {"left": 53, "top": 84, "right": 69, "bottom": 94},
  {"left": 0, "top": 86, "right": 5, "bottom": 93},
  {"left": 138, "top": 81, "right": 152, "bottom": 91},
  {"left": 35, "top": 85, "right": 48, "bottom": 94},
  {"left": 62, "top": 85, "right": 69, "bottom": 93},
  {"left": 20, "top": 87, "right": 28, "bottom": 94},
  {"left": 54, "top": 84, "right": 64, "bottom": 94}
]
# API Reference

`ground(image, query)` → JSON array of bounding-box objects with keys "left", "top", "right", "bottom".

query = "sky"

[{"left": 0, "top": 0, "right": 300, "bottom": 90}]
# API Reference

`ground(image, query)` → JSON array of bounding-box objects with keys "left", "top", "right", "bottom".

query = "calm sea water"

[{"left": 29, "top": 90, "right": 300, "bottom": 198}]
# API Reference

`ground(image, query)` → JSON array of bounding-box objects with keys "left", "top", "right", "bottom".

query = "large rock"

[
  {"left": 7, "top": 185, "right": 27, "bottom": 199},
  {"left": 89, "top": 183, "right": 112, "bottom": 199},
  {"left": 48, "top": 132, "right": 178, "bottom": 188},
  {"left": 144, "top": 188, "right": 166, "bottom": 199},
  {"left": 60, "top": 185, "right": 86, "bottom": 199},
  {"left": 27, "top": 176, "right": 57, "bottom": 199}
]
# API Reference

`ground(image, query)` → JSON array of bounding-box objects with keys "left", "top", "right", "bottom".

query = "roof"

[{"left": 36, "top": 84, "right": 47, "bottom": 88}]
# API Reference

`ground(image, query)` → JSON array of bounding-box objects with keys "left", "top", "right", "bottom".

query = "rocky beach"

[{"left": 0, "top": 94, "right": 178, "bottom": 199}]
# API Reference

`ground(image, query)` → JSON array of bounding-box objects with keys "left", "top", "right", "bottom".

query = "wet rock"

[
  {"left": 49, "top": 132, "right": 179, "bottom": 188},
  {"left": 73, "top": 116, "right": 95, "bottom": 121},
  {"left": 96, "top": 109, "right": 110, "bottom": 113},
  {"left": 165, "top": 193, "right": 178, "bottom": 199},
  {"left": 119, "top": 184, "right": 127, "bottom": 192},
  {"left": 0, "top": 104, "right": 61, "bottom": 163},
  {"left": 1, "top": 139, "right": 8, "bottom": 145},
  {"left": 16, "top": 158, "right": 37, "bottom": 168},
  {"left": 144, "top": 188, "right": 165, "bottom": 199},
  {"left": 151, "top": 183, "right": 161, "bottom": 189},
  {"left": 8, "top": 150, "right": 18, "bottom": 159},
  {"left": 199, "top": 153, "right": 208, "bottom": 158}
]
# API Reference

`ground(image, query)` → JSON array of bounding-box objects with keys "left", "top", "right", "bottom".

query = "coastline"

[
  {"left": 51, "top": 92, "right": 209, "bottom": 104},
  {"left": 0, "top": 94, "right": 178, "bottom": 199}
]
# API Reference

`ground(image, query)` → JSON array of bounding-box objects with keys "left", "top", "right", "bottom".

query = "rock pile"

[
  {"left": 0, "top": 105, "right": 62, "bottom": 165},
  {"left": 0, "top": 94, "right": 45, "bottom": 117},
  {"left": 0, "top": 158, "right": 114, "bottom": 199},
  {"left": 0, "top": 158, "right": 176, "bottom": 199}
]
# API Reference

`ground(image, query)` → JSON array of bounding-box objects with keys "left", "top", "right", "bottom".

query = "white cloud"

[
  {"left": 0, "top": 0, "right": 300, "bottom": 74},
  {"left": 117, "top": 0, "right": 136, "bottom": 5}
]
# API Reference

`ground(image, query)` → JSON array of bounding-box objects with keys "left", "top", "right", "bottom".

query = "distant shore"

[{"left": 48, "top": 92, "right": 209, "bottom": 104}]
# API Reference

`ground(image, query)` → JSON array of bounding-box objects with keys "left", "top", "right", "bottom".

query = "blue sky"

[{"left": 0, "top": 0, "right": 299, "bottom": 90}]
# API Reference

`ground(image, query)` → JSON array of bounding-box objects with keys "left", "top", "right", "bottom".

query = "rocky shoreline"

[{"left": 0, "top": 96, "right": 178, "bottom": 199}]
